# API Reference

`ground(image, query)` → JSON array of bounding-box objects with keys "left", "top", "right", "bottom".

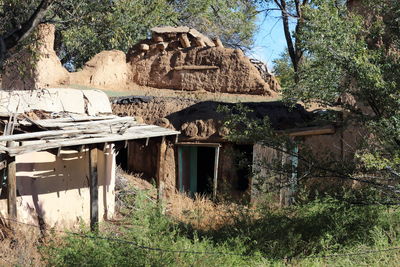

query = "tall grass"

[{"left": 42, "top": 188, "right": 400, "bottom": 266}]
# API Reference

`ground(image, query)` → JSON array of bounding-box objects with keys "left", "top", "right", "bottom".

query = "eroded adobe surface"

[{"left": 128, "top": 27, "right": 279, "bottom": 96}]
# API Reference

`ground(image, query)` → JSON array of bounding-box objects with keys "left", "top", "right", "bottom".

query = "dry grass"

[
  {"left": 0, "top": 216, "right": 45, "bottom": 267},
  {"left": 165, "top": 192, "right": 241, "bottom": 230},
  {"left": 116, "top": 168, "right": 257, "bottom": 231}
]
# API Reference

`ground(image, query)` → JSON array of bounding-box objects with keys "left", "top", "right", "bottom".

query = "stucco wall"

[{"left": 0, "top": 146, "right": 115, "bottom": 229}]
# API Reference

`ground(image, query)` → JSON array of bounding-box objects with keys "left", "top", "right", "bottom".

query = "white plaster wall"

[{"left": 0, "top": 146, "right": 115, "bottom": 229}]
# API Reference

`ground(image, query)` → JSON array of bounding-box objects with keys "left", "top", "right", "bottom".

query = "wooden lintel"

[
  {"left": 173, "top": 65, "right": 219, "bottom": 71},
  {"left": 287, "top": 125, "right": 335, "bottom": 137},
  {"left": 176, "top": 142, "right": 221, "bottom": 148},
  {"left": 89, "top": 147, "right": 99, "bottom": 232}
]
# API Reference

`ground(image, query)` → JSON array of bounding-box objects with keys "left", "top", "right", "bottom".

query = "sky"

[{"left": 247, "top": 10, "right": 287, "bottom": 72}]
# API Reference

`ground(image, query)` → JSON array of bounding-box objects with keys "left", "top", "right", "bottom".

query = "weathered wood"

[
  {"left": 156, "top": 42, "right": 168, "bottom": 51},
  {"left": 0, "top": 129, "right": 84, "bottom": 142},
  {"left": 152, "top": 26, "right": 190, "bottom": 34},
  {"left": 286, "top": 125, "right": 335, "bottom": 136},
  {"left": 213, "top": 37, "right": 223, "bottom": 47},
  {"left": 6, "top": 141, "right": 17, "bottom": 219},
  {"left": 213, "top": 146, "right": 220, "bottom": 201},
  {"left": 173, "top": 65, "right": 219, "bottom": 71},
  {"left": 139, "top": 43, "right": 150, "bottom": 51},
  {"left": 156, "top": 137, "right": 167, "bottom": 201},
  {"left": 152, "top": 34, "right": 163, "bottom": 43},
  {"left": 89, "top": 147, "right": 98, "bottom": 232},
  {"left": 34, "top": 117, "right": 135, "bottom": 129},
  {"left": 33, "top": 115, "right": 118, "bottom": 124},
  {"left": 7, "top": 127, "right": 179, "bottom": 156},
  {"left": 194, "top": 37, "right": 206, "bottom": 47},
  {"left": 178, "top": 33, "right": 191, "bottom": 48}
]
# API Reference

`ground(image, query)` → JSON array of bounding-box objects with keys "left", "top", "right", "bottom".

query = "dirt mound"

[{"left": 2, "top": 24, "right": 70, "bottom": 90}]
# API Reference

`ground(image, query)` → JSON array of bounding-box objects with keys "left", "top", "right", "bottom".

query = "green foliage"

[
  {"left": 50, "top": 0, "right": 178, "bottom": 68},
  {"left": 278, "top": 0, "right": 400, "bottom": 181},
  {"left": 43, "top": 190, "right": 400, "bottom": 266},
  {"left": 197, "top": 194, "right": 400, "bottom": 260},
  {"left": 1, "top": 0, "right": 258, "bottom": 69},
  {"left": 272, "top": 50, "right": 295, "bottom": 89},
  {"left": 174, "top": 0, "right": 258, "bottom": 50},
  {"left": 48, "top": 0, "right": 258, "bottom": 68},
  {"left": 43, "top": 191, "right": 265, "bottom": 267}
]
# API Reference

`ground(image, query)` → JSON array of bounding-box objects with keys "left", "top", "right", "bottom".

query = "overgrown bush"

[
  {"left": 42, "top": 192, "right": 265, "bottom": 267},
  {"left": 42, "top": 189, "right": 400, "bottom": 266}
]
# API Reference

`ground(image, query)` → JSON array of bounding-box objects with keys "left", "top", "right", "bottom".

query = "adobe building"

[{"left": 0, "top": 88, "right": 178, "bottom": 229}]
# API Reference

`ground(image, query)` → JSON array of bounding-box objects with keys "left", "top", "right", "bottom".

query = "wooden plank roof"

[{"left": 0, "top": 114, "right": 179, "bottom": 156}]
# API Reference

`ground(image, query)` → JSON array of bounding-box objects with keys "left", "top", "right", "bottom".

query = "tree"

[
  {"left": 173, "top": 0, "right": 258, "bottom": 50},
  {"left": 0, "top": 0, "right": 56, "bottom": 66},
  {"left": 0, "top": 0, "right": 259, "bottom": 70},
  {"left": 258, "top": 0, "right": 313, "bottom": 80},
  {"left": 48, "top": 0, "right": 259, "bottom": 68},
  {"left": 281, "top": 0, "right": 400, "bottom": 197}
]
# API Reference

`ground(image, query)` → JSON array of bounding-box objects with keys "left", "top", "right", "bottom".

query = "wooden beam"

[
  {"left": 213, "top": 146, "right": 220, "bottom": 201},
  {"left": 89, "top": 147, "right": 98, "bottom": 232},
  {"left": 173, "top": 65, "right": 219, "bottom": 71},
  {"left": 178, "top": 33, "right": 191, "bottom": 48},
  {"left": 7, "top": 128, "right": 180, "bottom": 156},
  {"left": 287, "top": 125, "right": 335, "bottom": 137},
  {"left": 156, "top": 137, "right": 167, "bottom": 201},
  {"left": 6, "top": 141, "right": 17, "bottom": 219}
]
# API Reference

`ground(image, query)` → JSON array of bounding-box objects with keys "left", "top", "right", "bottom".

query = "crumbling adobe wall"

[
  {"left": 2, "top": 24, "right": 70, "bottom": 90},
  {"left": 2, "top": 24, "right": 279, "bottom": 97},
  {"left": 69, "top": 50, "right": 131, "bottom": 89},
  {"left": 127, "top": 139, "right": 177, "bottom": 197},
  {"left": 128, "top": 26, "right": 279, "bottom": 95},
  {"left": 112, "top": 96, "right": 312, "bottom": 141}
]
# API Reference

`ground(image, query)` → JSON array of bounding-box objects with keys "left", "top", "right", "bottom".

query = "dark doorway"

[
  {"left": 235, "top": 144, "right": 253, "bottom": 192},
  {"left": 197, "top": 147, "right": 215, "bottom": 195},
  {"left": 178, "top": 145, "right": 219, "bottom": 197},
  {"left": 116, "top": 145, "right": 128, "bottom": 170}
]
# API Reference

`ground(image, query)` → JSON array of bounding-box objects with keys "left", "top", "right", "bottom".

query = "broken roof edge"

[
  {"left": 0, "top": 113, "right": 179, "bottom": 156},
  {"left": 0, "top": 88, "right": 112, "bottom": 116}
]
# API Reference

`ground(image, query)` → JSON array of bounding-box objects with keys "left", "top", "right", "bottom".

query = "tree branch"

[{"left": 3, "top": 0, "right": 55, "bottom": 50}]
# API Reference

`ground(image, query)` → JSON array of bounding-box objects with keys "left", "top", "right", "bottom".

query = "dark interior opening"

[
  {"left": 235, "top": 144, "right": 253, "bottom": 191},
  {"left": 197, "top": 147, "right": 215, "bottom": 195},
  {"left": 116, "top": 144, "right": 128, "bottom": 171}
]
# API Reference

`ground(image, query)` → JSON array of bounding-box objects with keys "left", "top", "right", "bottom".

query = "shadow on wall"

[{"left": 165, "top": 101, "right": 313, "bottom": 138}]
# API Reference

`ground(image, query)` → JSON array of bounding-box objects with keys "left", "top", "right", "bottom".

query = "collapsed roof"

[{"left": 0, "top": 88, "right": 179, "bottom": 156}]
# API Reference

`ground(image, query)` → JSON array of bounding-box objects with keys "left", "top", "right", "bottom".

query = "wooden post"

[
  {"left": 89, "top": 146, "right": 98, "bottom": 231},
  {"left": 6, "top": 141, "right": 17, "bottom": 219},
  {"left": 213, "top": 37, "right": 224, "bottom": 48},
  {"left": 213, "top": 146, "right": 220, "bottom": 201},
  {"left": 139, "top": 43, "right": 150, "bottom": 51},
  {"left": 194, "top": 37, "right": 206, "bottom": 47},
  {"left": 156, "top": 137, "right": 167, "bottom": 202},
  {"left": 179, "top": 33, "right": 191, "bottom": 48}
]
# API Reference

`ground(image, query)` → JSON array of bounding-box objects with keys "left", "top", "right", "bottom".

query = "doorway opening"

[{"left": 177, "top": 143, "right": 220, "bottom": 198}]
